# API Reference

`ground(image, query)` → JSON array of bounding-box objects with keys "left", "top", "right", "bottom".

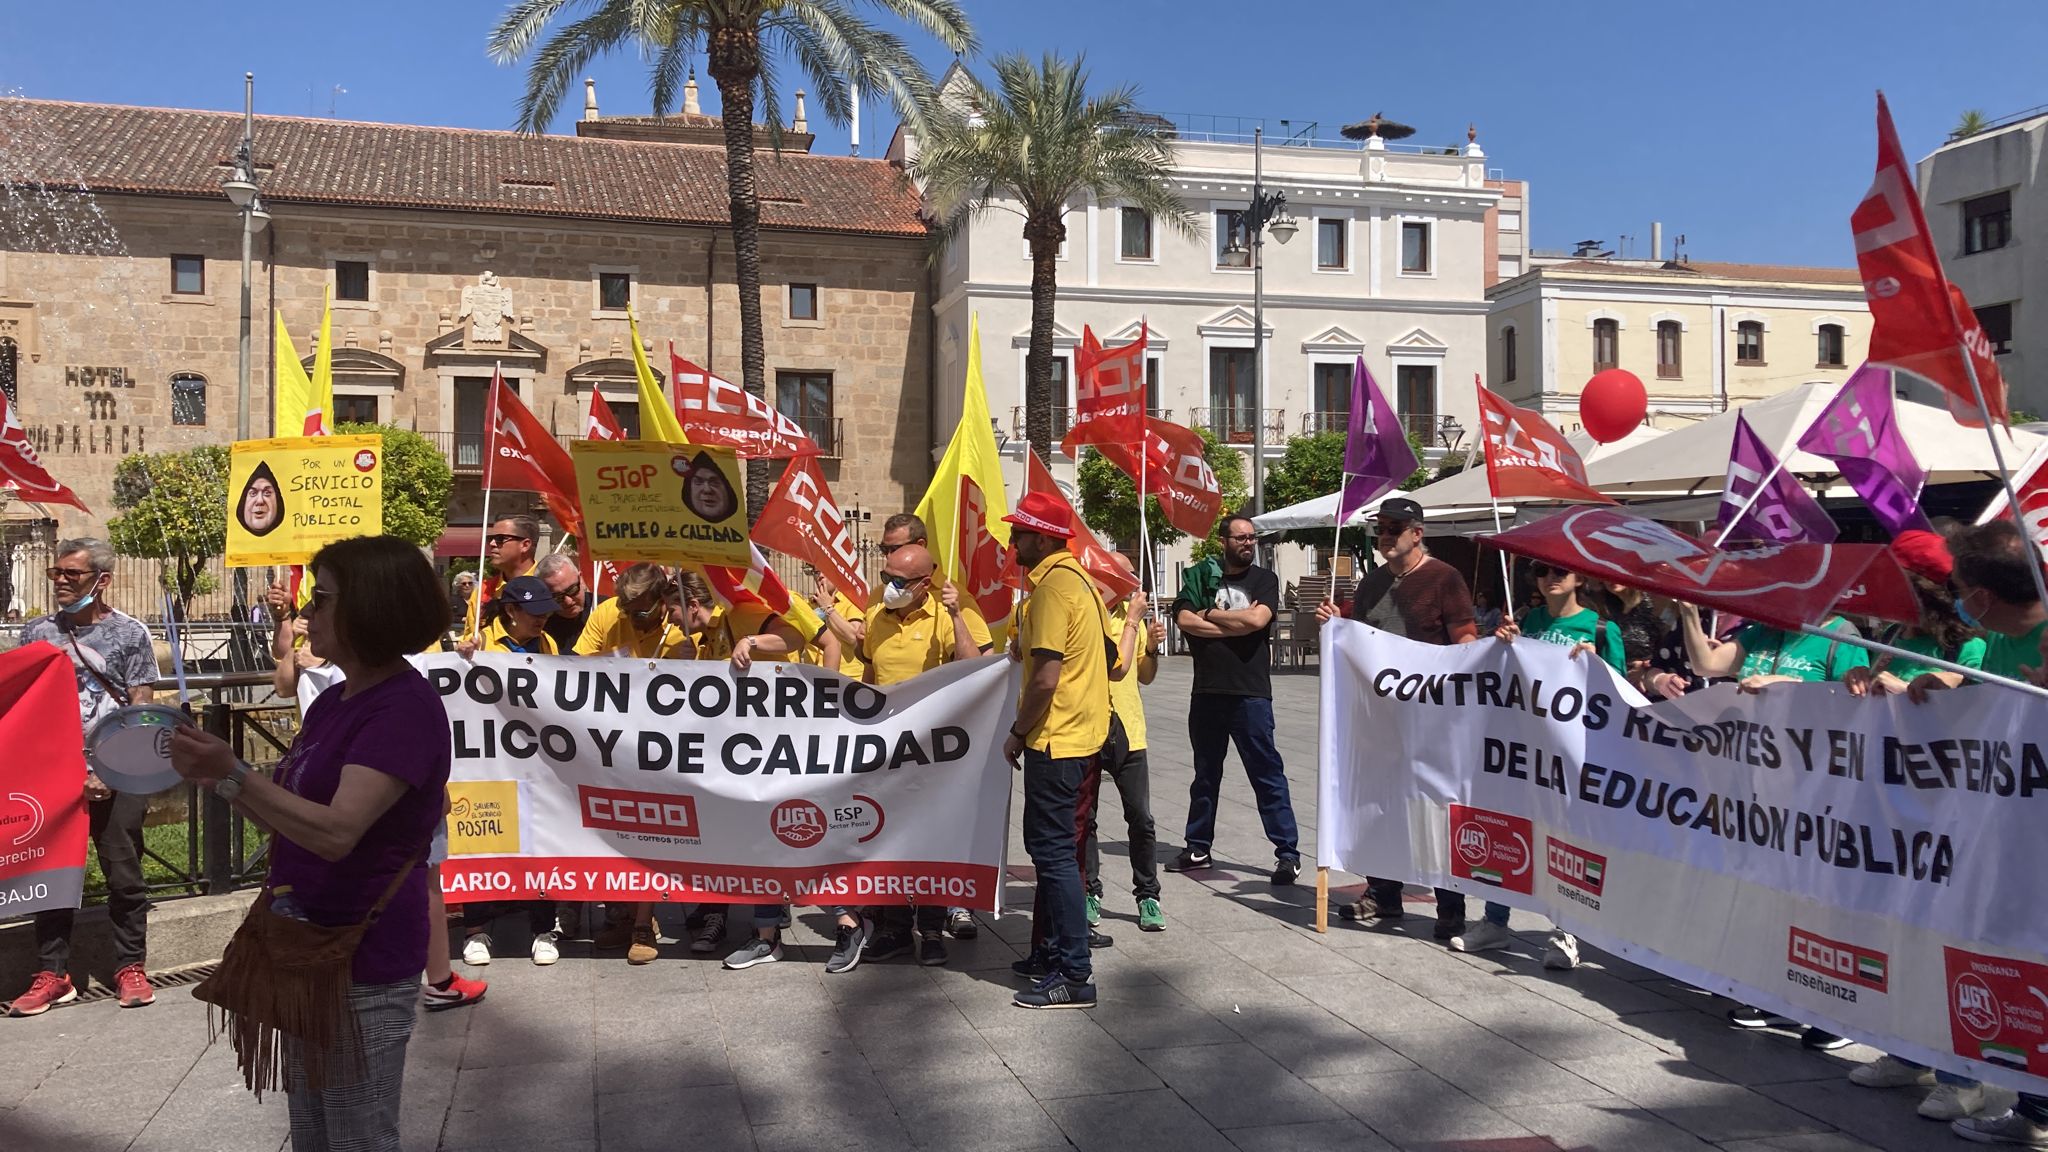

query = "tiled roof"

[
  {"left": 1543, "top": 259, "right": 1861, "bottom": 286},
  {"left": 1, "top": 99, "right": 925, "bottom": 238}
]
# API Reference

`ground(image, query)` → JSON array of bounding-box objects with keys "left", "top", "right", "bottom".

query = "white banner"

[
  {"left": 1319, "top": 620, "right": 2048, "bottom": 1093},
  {"left": 420, "top": 653, "right": 1017, "bottom": 913}
]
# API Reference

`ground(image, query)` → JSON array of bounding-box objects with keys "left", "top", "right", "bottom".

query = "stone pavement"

[{"left": 0, "top": 658, "right": 1999, "bottom": 1152}]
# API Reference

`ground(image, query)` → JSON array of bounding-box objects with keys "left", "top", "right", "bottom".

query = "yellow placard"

[
  {"left": 225, "top": 435, "right": 384, "bottom": 567},
  {"left": 445, "top": 781, "right": 522, "bottom": 856},
  {"left": 570, "top": 439, "right": 750, "bottom": 566}
]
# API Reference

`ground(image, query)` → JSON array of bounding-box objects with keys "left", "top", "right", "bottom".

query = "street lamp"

[
  {"left": 224, "top": 72, "right": 260, "bottom": 615},
  {"left": 1241, "top": 125, "right": 1295, "bottom": 515}
]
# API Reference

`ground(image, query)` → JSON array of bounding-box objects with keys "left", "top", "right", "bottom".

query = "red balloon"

[{"left": 1581, "top": 369, "right": 1647, "bottom": 443}]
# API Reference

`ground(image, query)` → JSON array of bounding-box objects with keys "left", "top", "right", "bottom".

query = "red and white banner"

[
  {"left": 1321, "top": 622, "right": 2048, "bottom": 1094},
  {"left": 670, "top": 349, "right": 821, "bottom": 459},
  {"left": 586, "top": 389, "right": 626, "bottom": 442},
  {"left": 422, "top": 653, "right": 1016, "bottom": 912},
  {"left": 1023, "top": 450, "right": 1139, "bottom": 601},
  {"left": 754, "top": 455, "right": 869, "bottom": 604},
  {"left": 0, "top": 387, "right": 88, "bottom": 512},
  {"left": 1477, "top": 381, "right": 1612, "bottom": 505},
  {"left": 483, "top": 371, "right": 583, "bottom": 537},
  {"left": 1095, "top": 417, "right": 1223, "bottom": 540},
  {"left": 0, "top": 643, "right": 91, "bottom": 916},
  {"left": 1977, "top": 441, "right": 2048, "bottom": 569},
  {"left": 1064, "top": 323, "right": 1147, "bottom": 452}
]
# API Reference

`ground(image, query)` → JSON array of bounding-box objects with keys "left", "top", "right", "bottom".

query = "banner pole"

[
  {"left": 471, "top": 361, "right": 501, "bottom": 640},
  {"left": 1488, "top": 496, "right": 1513, "bottom": 605},
  {"left": 1139, "top": 435, "right": 1150, "bottom": 603},
  {"left": 1955, "top": 355, "right": 2048, "bottom": 611},
  {"left": 1711, "top": 455, "right": 1792, "bottom": 549},
  {"left": 1794, "top": 623, "right": 2048, "bottom": 701}
]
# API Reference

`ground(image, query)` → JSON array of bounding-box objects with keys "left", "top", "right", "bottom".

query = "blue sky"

[{"left": 4, "top": 0, "right": 2043, "bottom": 267}]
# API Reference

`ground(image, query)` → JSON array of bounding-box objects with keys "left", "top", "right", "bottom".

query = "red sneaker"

[
  {"left": 6, "top": 971, "right": 77, "bottom": 1017},
  {"left": 422, "top": 972, "right": 487, "bottom": 1012},
  {"left": 115, "top": 963, "right": 154, "bottom": 1008}
]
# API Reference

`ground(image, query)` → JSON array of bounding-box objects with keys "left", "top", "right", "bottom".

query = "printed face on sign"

[
  {"left": 237, "top": 462, "right": 284, "bottom": 537},
  {"left": 680, "top": 452, "right": 741, "bottom": 522}
]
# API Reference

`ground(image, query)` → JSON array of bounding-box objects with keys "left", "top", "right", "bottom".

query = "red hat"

[
  {"left": 1890, "top": 529, "right": 1953, "bottom": 583},
  {"left": 1002, "top": 491, "right": 1076, "bottom": 539}
]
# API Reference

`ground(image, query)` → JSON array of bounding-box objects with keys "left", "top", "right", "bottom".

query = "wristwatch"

[{"left": 216, "top": 760, "right": 251, "bottom": 803}]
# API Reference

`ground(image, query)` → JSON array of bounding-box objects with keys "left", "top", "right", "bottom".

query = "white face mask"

[{"left": 881, "top": 578, "right": 918, "bottom": 610}]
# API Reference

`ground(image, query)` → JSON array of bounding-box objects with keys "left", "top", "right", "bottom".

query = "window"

[
  {"left": 1593, "top": 318, "right": 1619, "bottom": 371},
  {"left": 334, "top": 393, "right": 379, "bottom": 425},
  {"left": 1120, "top": 207, "right": 1153, "bottom": 260},
  {"left": 1400, "top": 221, "right": 1431, "bottom": 273},
  {"left": 1395, "top": 365, "right": 1437, "bottom": 439},
  {"left": 1316, "top": 218, "right": 1347, "bottom": 270},
  {"left": 1312, "top": 362, "right": 1350, "bottom": 432},
  {"left": 1497, "top": 257, "right": 1521, "bottom": 281},
  {"left": 1049, "top": 355, "right": 1072, "bottom": 438},
  {"left": 1500, "top": 327, "right": 1518, "bottom": 384},
  {"left": 334, "top": 260, "right": 370, "bottom": 302},
  {"left": 1656, "top": 320, "right": 1682, "bottom": 378},
  {"left": 1215, "top": 209, "right": 1250, "bottom": 267},
  {"left": 1208, "top": 347, "right": 1257, "bottom": 441},
  {"left": 789, "top": 282, "right": 819, "bottom": 321},
  {"left": 1736, "top": 321, "right": 1765, "bottom": 365},
  {"left": 1978, "top": 303, "right": 2014, "bottom": 355},
  {"left": 609, "top": 399, "right": 643, "bottom": 440},
  {"left": 1145, "top": 357, "right": 1162, "bottom": 416},
  {"left": 1816, "top": 323, "right": 1846, "bottom": 367},
  {"left": 776, "top": 371, "right": 835, "bottom": 453},
  {"left": 453, "top": 376, "right": 504, "bottom": 469},
  {"left": 1963, "top": 191, "right": 2011, "bottom": 255},
  {"left": 0, "top": 337, "right": 15, "bottom": 404},
  {"left": 171, "top": 255, "right": 204, "bottom": 295},
  {"left": 170, "top": 373, "right": 207, "bottom": 426},
  {"left": 597, "top": 271, "right": 632, "bottom": 312},
  {"left": 1498, "top": 211, "right": 1522, "bottom": 233}
]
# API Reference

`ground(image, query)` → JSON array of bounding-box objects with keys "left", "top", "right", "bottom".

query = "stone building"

[{"left": 0, "top": 90, "right": 931, "bottom": 560}]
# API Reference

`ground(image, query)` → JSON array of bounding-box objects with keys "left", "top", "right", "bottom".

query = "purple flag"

[
  {"left": 1719, "top": 412, "right": 1838, "bottom": 544},
  {"left": 1795, "top": 363, "right": 1932, "bottom": 538},
  {"left": 1338, "top": 357, "right": 1419, "bottom": 523}
]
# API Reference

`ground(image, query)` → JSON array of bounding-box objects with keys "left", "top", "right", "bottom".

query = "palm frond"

[
  {"left": 508, "top": 4, "right": 657, "bottom": 131},
  {"left": 486, "top": 0, "right": 583, "bottom": 63}
]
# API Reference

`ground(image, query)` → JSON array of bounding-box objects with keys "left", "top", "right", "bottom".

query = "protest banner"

[
  {"left": 225, "top": 435, "right": 383, "bottom": 567},
  {"left": 570, "top": 439, "right": 751, "bottom": 567},
  {"left": 1320, "top": 620, "right": 2048, "bottom": 1092},
  {"left": 421, "top": 652, "right": 1017, "bottom": 913},
  {"left": 0, "top": 643, "right": 90, "bottom": 917}
]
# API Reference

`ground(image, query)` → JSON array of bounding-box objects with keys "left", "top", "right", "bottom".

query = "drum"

[{"left": 85, "top": 704, "right": 192, "bottom": 795}]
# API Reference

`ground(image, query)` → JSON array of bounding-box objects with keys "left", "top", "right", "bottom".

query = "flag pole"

[
  {"left": 1710, "top": 455, "right": 1794, "bottom": 549},
  {"left": 1796, "top": 623, "right": 2048, "bottom": 702},
  {"left": 1954, "top": 346, "right": 2048, "bottom": 612},
  {"left": 471, "top": 362, "right": 501, "bottom": 640}
]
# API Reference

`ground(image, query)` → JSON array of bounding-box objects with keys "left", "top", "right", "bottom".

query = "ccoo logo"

[{"left": 772, "top": 799, "right": 828, "bottom": 849}]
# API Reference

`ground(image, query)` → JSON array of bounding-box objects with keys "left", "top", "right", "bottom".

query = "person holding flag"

[{"left": 1085, "top": 552, "right": 1167, "bottom": 934}]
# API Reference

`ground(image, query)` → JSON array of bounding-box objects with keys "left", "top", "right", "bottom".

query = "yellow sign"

[
  {"left": 571, "top": 439, "right": 750, "bottom": 566},
  {"left": 225, "top": 435, "right": 384, "bottom": 567},
  {"left": 445, "top": 780, "right": 522, "bottom": 856}
]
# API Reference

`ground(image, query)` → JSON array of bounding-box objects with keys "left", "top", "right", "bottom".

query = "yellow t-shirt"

[
  {"left": 692, "top": 603, "right": 778, "bottom": 662},
  {"left": 572, "top": 597, "right": 693, "bottom": 659},
  {"left": 832, "top": 593, "right": 867, "bottom": 681},
  {"left": 1106, "top": 602, "right": 1152, "bottom": 751},
  {"left": 481, "top": 617, "right": 558, "bottom": 655},
  {"left": 1017, "top": 553, "right": 1111, "bottom": 759},
  {"left": 861, "top": 592, "right": 994, "bottom": 686}
]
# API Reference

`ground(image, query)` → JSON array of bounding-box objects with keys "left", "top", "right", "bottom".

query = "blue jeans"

[
  {"left": 1023, "top": 749, "right": 1095, "bottom": 983},
  {"left": 1183, "top": 694, "right": 1299, "bottom": 860}
]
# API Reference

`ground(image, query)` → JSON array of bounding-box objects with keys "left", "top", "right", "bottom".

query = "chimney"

[
  {"left": 683, "top": 72, "right": 701, "bottom": 116},
  {"left": 851, "top": 89, "right": 861, "bottom": 156},
  {"left": 583, "top": 78, "right": 599, "bottom": 122},
  {"left": 1651, "top": 221, "right": 1663, "bottom": 262},
  {"left": 792, "top": 89, "right": 808, "bottom": 135}
]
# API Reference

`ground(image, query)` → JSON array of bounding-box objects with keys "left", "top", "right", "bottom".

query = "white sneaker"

[
  {"left": 1450, "top": 920, "right": 1512, "bottom": 953},
  {"left": 1542, "top": 932, "right": 1580, "bottom": 970},
  {"left": 531, "top": 931, "right": 560, "bottom": 966},
  {"left": 1920, "top": 1081, "right": 1988, "bottom": 1121},
  {"left": 1849, "top": 1055, "right": 1936, "bottom": 1089},
  {"left": 461, "top": 933, "right": 493, "bottom": 966},
  {"left": 1952, "top": 1108, "right": 2048, "bottom": 1145}
]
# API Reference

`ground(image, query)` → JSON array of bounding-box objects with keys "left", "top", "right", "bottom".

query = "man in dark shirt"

[
  {"left": 1167, "top": 514, "right": 1302, "bottom": 885},
  {"left": 1317, "top": 497, "right": 1479, "bottom": 940}
]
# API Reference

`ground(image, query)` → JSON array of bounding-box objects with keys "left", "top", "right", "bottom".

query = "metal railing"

[
  {"left": 1155, "top": 112, "right": 1474, "bottom": 155},
  {"left": 423, "top": 429, "right": 577, "bottom": 473},
  {"left": 1010, "top": 406, "right": 1074, "bottom": 443},
  {"left": 787, "top": 414, "right": 843, "bottom": 459},
  {"left": 1302, "top": 410, "right": 1347, "bottom": 435},
  {"left": 1191, "top": 406, "right": 1286, "bottom": 444}
]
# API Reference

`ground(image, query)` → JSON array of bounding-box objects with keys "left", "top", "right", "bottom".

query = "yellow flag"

[
  {"left": 272, "top": 310, "right": 315, "bottom": 436},
  {"left": 307, "top": 288, "right": 335, "bottom": 435},
  {"left": 628, "top": 306, "right": 690, "bottom": 445},
  {"left": 914, "top": 313, "right": 1013, "bottom": 629}
]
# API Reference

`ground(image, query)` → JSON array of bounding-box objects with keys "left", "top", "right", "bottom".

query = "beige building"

[
  {"left": 1485, "top": 259, "right": 1870, "bottom": 431},
  {"left": 0, "top": 92, "right": 930, "bottom": 567}
]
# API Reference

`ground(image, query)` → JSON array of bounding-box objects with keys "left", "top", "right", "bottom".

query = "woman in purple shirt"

[{"left": 172, "top": 535, "right": 451, "bottom": 1152}]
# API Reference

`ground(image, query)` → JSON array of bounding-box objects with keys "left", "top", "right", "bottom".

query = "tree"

[
  {"left": 335, "top": 423, "right": 454, "bottom": 548},
  {"left": 489, "top": 0, "right": 974, "bottom": 517},
  {"left": 106, "top": 446, "right": 227, "bottom": 617},
  {"left": 912, "top": 53, "right": 1198, "bottom": 464},
  {"left": 1953, "top": 109, "right": 1989, "bottom": 139},
  {"left": 1261, "top": 430, "right": 1433, "bottom": 546},
  {"left": 1076, "top": 427, "right": 1248, "bottom": 565}
]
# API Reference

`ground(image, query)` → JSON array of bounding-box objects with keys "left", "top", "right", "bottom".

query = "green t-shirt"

[
  {"left": 1519, "top": 605, "right": 1626, "bottom": 672},
  {"left": 1734, "top": 616, "right": 1870, "bottom": 682},
  {"left": 1980, "top": 620, "right": 2048, "bottom": 682},
  {"left": 1881, "top": 632, "right": 1987, "bottom": 682}
]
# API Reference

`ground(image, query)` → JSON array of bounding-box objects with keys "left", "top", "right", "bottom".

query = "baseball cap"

[
  {"left": 501, "top": 575, "right": 561, "bottom": 615},
  {"left": 1374, "top": 496, "right": 1425, "bottom": 527},
  {"left": 1001, "top": 491, "right": 1077, "bottom": 539}
]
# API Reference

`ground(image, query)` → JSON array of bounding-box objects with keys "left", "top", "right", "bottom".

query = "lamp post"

[
  {"left": 221, "top": 72, "right": 268, "bottom": 613},
  {"left": 1220, "top": 126, "right": 1296, "bottom": 513}
]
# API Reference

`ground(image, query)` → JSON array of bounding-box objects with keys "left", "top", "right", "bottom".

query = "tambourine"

[{"left": 85, "top": 704, "right": 192, "bottom": 795}]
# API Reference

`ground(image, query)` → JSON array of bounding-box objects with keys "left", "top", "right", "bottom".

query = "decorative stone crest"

[{"left": 460, "top": 271, "right": 515, "bottom": 344}]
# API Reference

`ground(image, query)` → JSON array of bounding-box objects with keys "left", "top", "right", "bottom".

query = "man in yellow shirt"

[
  {"left": 1087, "top": 552, "right": 1167, "bottom": 933},
  {"left": 1001, "top": 492, "right": 1112, "bottom": 1009},
  {"left": 809, "top": 574, "right": 867, "bottom": 681}
]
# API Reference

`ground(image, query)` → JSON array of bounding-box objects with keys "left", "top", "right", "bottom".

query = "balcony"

[
  {"left": 1008, "top": 406, "right": 1176, "bottom": 447},
  {"left": 1302, "top": 410, "right": 1465, "bottom": 449},
  {"left": 1302, "top": 410, "right": 1347, "bottom": 435},
  {"left": 1191, "top": 407, "right": 1286, "bottom": 444},
  {"left": 787, "top": 414, "right": 843, "bottom": 459},
  {"left": 426, "top": 430, "right": 576, "bottom": 474}
]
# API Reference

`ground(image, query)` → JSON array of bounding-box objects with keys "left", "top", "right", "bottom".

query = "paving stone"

[
  {"left": 1377, "top": 1023, "right": 1612, "bottom": 1107},
  {"left": 979, "top": 1021, "right": 1164, "bottom": 1099},
  {"left": 1716, "top": 1135, "right": 1887, "bottom": 1152},
  {"left": 1218, "top": 1000, "right": 1414, "bottom": 1078},
  {"left": 1042, "top": 1087, "right": 1238, "bottom": 1152},
  {"left": 593, "top": 1034, "right": 736, "bottom": 1093},
  {"left": 1503, "top": 1100, "right": 1718, "bottom": 1152},
  {"left": 1555, "top": 1053, "right": 1833, "bottom": 1143},
  {"left": 1603, "top": 1009, "right": 1859, "bottom": 1087},
  {"left": 1137, "top": 1042, "right": 1345, "bottom": 1129},
  {"left": 1210, "top": 928, "right": 1366, "bottom": 978},
  {"left": 1221, "top": 1117, "right": 1395, "bottom": 1152},
  {"left": 889, "top": 1073, "right": 1068, "bottom": 1151},
  {"left": 1305, "top": 1067, "right": 1536, "bottom": 1145},
  {"left": 1447, "top": 993, "right": 1668, "bottom": 1061},
  {"left": 1751, "top": 1077, "right": 1989, "bottom": 1152},
  {"left": 597, "top": 1084, "right": 754, "bottom": 1152}
]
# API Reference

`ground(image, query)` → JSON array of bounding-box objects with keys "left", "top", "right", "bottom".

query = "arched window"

[
  {"left": 171, "top": 373, "right": 207, "bottom": 426},
  {"left": 1736, "top": 321, "right": 1765, "bottom": 365},
  {"left": 1817, "top": 323, "right": 1846, "bottom": 368},
  {"left": 1592, "top": 319, "right": 1619, "bottom": 371},
  {"left": 1656, "top": 321, "right": 1682, "bottom": 378},
  {"left": 1500, "top": 326, "right": 1518, "bottom": 383},
  {"left": 0, "top": 337, "right": 16, "bottom": 404}
]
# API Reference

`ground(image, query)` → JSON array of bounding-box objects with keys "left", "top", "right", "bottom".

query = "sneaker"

[
  {"left": 1726, "top": 1005, "right": 1785, "bottom": 1029},
  {"left": 825, "top": 917, "right": 875, "bottom": 974},
  {"left": 1165, "top": 847, "right": 1211, "bottom": 872},
  {"left": 1013, "top": 972, "right": 1097, "bottom": 1010},
  {"left": 1137, "top": 898, "right": 1165, "bottom": 932},
  {"left": 1849, "top": 1056, "right": 1936, "bottom": 1089},
  {"left": 1542, "top": 932, "right": 1580, "bottom": 971},
  {"left": 1085, "top": 893, "right": 1101, "bottom": 926},
  {"left": 1450, "top": 921, "right": 1512, "bottom": 953},
  {"left": 6, "top": 971, "right": 77, "bottom": 1017},
  {"left": 1952, "top": 1109, "right": 2048, "bottom": 1145},
  {"left": 1800, "top": 1027, "right": 1850, "bottom": 1051},
  {"left": 462, "top": 933, "right": 494, "bottom": 966},
  {"left": 1011, "top": 953, "right": 1055, "bottom": 983},
  {"left": 918, "top": 935, "right": 949, "bottom": 967},
  {"left": 1432, "top": 913, "right": 1466, "bottom": 942},
  {"left": 1921, "top": 1082, "right": 1989, "bottom": 1121},
  {"left": 422, "top": 973, "right": 487, "bottom": 1012},
  {"left": 531, "top": 931, "right": 561, "bottom": 966},
  {"left": 690, "top": 913, "right": 728, "bottom": 955},
  {"left": 1088, "top": 928, "right": 1115, "bottom": 949},
  {"left": 723, "top": 935, "right": 782, "bottom": 970},
  {"left": 115, "top": 963, "right": 154, "bottom": 1008},
  {"left": 1272, "top": 857, "right": 1301, "bottom": 886},
  {"left": 867, "top": 931, "right": 911, "bottom": 962},
  {"left": 945, "top": 908, "right": 978, "bottom": 939},
  {"left": 627, "top": 925, "right": 659, "bottom": 965}
]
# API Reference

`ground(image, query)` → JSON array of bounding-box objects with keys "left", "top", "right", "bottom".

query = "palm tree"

[
  {"left": 1953, "top": 109, "right": 1990, "bottom": 139},
  {"left": 488, "top": 0, "right": 975, "bottom": 514},
  {"left": 911, "top": 53, "right": 1197, "bottom": 464}
]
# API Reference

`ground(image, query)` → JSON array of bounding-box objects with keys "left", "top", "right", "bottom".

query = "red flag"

[
  {"left": 1024, "top": 451, "right": 1140, "bottom": 601},
  {"left": 670, "top": 348, "right": 821, "bottom": 458},
  {"left": 956, "top": 474, "right": 1016, "bottom": 624},
  {"left": 482, "top": 371, "right": 583, "bottom": 537},
  {"left": 0, "top": 642, "right": 90, "bottom": 917},
  {"left": 1064, "top": 323, "right": 1147, "bottom": 454},
  {"left": 0, "top": 388, "right": 88, "bottom": 511},
  {"left": 586, "top": 390, "right": 626, "bottom": 442},
  {"left": 1094, "top": 417, "right": 1224, "bottom": 540},
  {"left": 754, "top": 455, "right": 870, "bottom": 604},
  {"left": 1976, "top": 442, "right": 2048, "bottom": 574},
  {"left": 1855, "top": 93, "right": 2007, "bottom": 428},
  {"left": 702, "top": 544, "right": 799, "bottom": 617},
  {"left": 1477, "top": 379, "right": 1613, "bottom": 504}
]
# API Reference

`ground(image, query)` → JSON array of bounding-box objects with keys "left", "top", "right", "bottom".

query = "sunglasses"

[
  {"left": 308, "top": 586, "right": 338, "bottom": 613},
  {"left": 47, "top": 566, "right": 100, "bottom": 581},
  {"left": 1374, "top": 522, "right": 1416, "bottom": 539},
  {"left": 1528, "top": 563, "right": 1568, "bottom": 579},
  {"left": 557, "top": 582, "right": 585, "bottom": 600},
  {"left": 879, "top": 542, "right": 909, "bottom": 556},
  {"left": 1225, "top": 533, "right": 1258, "bottom": 543},
  {"left": 485, "top": 533, "right": 531, "bottom": 547}
]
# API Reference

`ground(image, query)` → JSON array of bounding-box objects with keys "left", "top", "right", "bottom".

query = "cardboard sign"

[
  {"left": 570, "top": 439, "right": 751, "bottom": 567},
  {"left": 226, "top": 435, "right": 384, "bottom": 567}
]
